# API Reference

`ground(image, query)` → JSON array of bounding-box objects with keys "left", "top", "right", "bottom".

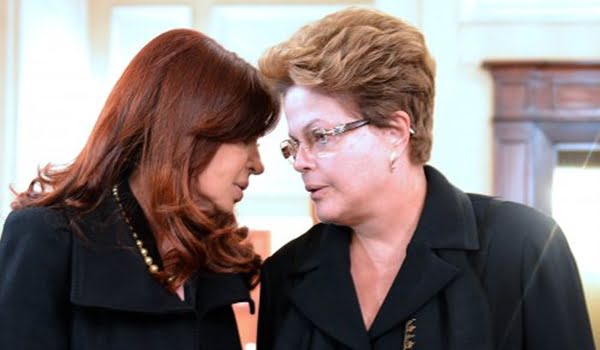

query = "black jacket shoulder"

[
  {"left": 265, "top": 223, "right": 323, "bottom": 263},
  {"left": 2, "top": 206, "right": 73, "bottom": 257},
  {"left": 0, "top": 206, "right": 74, "bottom": 350},
  {"left": 4, "top": 205, "right": 71, "bottom": 232}
]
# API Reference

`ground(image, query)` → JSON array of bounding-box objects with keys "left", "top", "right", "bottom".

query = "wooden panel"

[
  {"left": 496, "top": 141, "right": 529, "bottom": 204},
  {"left": 484, "top": 61, "right": 600, "bottom": 122},
  {"left": 553, "top": 83, "right": 600, "bottom": 110},
  {"left": 484, "top": 60, "right": 600, "bottom": 215},
  {"left": 493, "top": 122, "right": 533, "bottom": 207},
  {"left": 496, "top": 82, "right": 528, "bottom": 117},
  {"left": 233, "top": 230, "right": 271, "bottom": 349},
  {"left": 530, "top": 125, "right": 555, "bottom": 214},
  {"left": 529, "top": 77, "right": 553, "bottom": 111},
  {"left": 493, "top": 121, "right": 556, "bottom": 213},
  {"left": 541, "top": 122, "right": 600, "bottom": 144}
]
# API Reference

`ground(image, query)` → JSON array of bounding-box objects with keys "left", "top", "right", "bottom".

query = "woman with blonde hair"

[
  {"left": 0, "top": 28, "right": 279, "bottom": 349},
  {"left": 257, "top": 7, "right": 593, "bottom": 350}
]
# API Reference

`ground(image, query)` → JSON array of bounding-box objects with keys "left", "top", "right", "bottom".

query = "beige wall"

[
  {"left": 2, "top": 0, "right": 600, "bottom": 231},
  {"left": 1, "top": 0, "right": 598, "bottom": 217},
  {"left": 0, "top": 0, "right": 16, "bottom": 221},
  {"left": 0, "top": 1, "right": 6, "bottom": 199}
]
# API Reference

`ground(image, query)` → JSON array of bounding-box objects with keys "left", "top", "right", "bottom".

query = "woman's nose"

[
  {"left": 292, "top": 145, "right": 315, "bottom": 173},
  {"left": 249, "top": 145, "right": 264, "bottom": 175}
]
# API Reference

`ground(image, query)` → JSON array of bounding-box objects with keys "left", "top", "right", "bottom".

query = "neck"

[
  {"left": 128, "top": 171, "right": 152, "bottom": 224},
  {"left": 127, "top": 172, "right": 168, "bottom": 256},
  {"left": 350, "top": 164, "right": 427, "bottom": 258},
  {"left": 128, "top": 172, "right": 185, "bottom": 296}
]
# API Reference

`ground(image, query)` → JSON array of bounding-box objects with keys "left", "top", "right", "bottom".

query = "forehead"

[{"left": 283, "top": 86, "right": 357, "bottom": 132}]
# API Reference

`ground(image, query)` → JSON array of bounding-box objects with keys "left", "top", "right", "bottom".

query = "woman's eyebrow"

[{"left": 288, "top": 119, "right": 325, "bottom": 140}]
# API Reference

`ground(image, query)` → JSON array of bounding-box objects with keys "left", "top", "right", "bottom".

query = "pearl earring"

[{"left": 389, "top": 150, "right": 398, "bottom": 172}]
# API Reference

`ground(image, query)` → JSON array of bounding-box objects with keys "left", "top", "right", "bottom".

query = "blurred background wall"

[{"left": 1, "top": 0, "right": 599, "bottom": 346}]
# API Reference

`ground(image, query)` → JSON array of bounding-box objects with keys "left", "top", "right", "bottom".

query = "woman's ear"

[{"left": 385, "top": 110, "right": 413, "bottom": 146}]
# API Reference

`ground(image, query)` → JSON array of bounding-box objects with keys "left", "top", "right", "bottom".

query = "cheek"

[
  {"left": 331, "top": 152, "right": 388, "bottom": 193},
  {"left": 196, "top": 166, "right": 227, "bottom": 194},
  {"left": 204, "top": 163, "right": 237, "bottom": 183},
  {"left": 322, "top": 157, "right": 370, "bottom": 192},
  {"left": 195, "top": 172, "right": 212, "bottom": 197}
]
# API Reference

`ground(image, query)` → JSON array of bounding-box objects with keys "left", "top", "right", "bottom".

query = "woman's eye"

[
  {"left": 310, "top": 129, "right": 328, "bottom": 144},
  {"left": 282, "top": 144, "right": 293, "bottom": 158}
]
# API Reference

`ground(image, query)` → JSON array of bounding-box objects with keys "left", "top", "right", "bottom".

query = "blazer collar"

[
  {"left": 286, "top": 165, "right": 480, "bottom": 346},
  {"left": 288, "top": 225, "right": 371, "bottom": 350},
  {"left": 68, "top": 182, "right": 252, "bottom": 315},
  {"left": 411, "top": 165, "right": 479, "bottom": 250}
]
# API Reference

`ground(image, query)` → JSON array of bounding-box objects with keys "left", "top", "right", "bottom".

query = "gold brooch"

[{"left": 403, "top": 318, "right": 416, "bottom": 350}]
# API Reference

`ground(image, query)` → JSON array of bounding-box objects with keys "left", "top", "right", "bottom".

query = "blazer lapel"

[
  {"left": 369, "top": 166, "right": 492, "bottom": 343},
  {"left": 371, "top": 166, "right": 492, "bottom": 348},
  {"left": 68, "top": 193, "right": 252, "bottom": 315},
  {"left": 287, "top": 225, "right": 371, "bottom": 350},
  {"left": 193, "top": 271, "right": 254, "bottom": 317},
  {"left": 368, "top": 240, "right": 459, "bottom": 339},
  {"left": 437, "top": 249, "right": 494, "bottom": 349},
  {"left": 69, "top": 200, "right": 193, "bottom": 314}
]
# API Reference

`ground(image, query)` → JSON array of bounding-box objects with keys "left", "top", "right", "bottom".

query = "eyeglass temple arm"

[{"left": 332, "top": 120, "right": 415, "bottom": 135}]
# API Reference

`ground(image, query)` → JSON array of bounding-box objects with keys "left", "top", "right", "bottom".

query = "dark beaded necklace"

[{"left": 112, "top": 184, "right": 160, "bottom": 275}]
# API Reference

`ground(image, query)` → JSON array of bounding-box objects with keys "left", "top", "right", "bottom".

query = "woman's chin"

[
  {"left": 217, "top": 202, "right": 235, "bottom": 213},
  {"left": 314, "top": 205, "right": 341, "bottom": 225},
  {"left": 197, "top": 197, "right": 235, "bottom": 215}
]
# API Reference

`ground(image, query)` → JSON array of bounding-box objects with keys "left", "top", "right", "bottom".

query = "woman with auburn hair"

[
  {"left": 0, "top": 29, "right": 279, "bottom": 349},
  {"left": 256, "top": 7, "right": 593, "bottom": 350}
]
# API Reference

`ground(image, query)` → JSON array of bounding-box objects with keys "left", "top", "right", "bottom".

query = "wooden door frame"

[{"left": 484, "top": 61, "right": 600, "bottom": 215}]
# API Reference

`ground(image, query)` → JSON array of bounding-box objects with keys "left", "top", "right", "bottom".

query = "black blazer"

[
  {"left": 257, "top": 166, "right": 594, "bottom": 350},
  {"left": 0, "top": 185, "right": 252, "bottom": 350}
]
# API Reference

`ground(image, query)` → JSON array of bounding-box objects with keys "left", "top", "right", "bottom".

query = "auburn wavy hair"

[
  {"left": 11, "top": 29, "right": 280, "bottom": 291},
  {"left": 259, "top": 7, "right": 436, "bottom": 164}
]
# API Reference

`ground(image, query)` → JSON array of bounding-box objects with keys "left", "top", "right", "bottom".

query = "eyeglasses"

[
  {"left": 280, "top": 119, "right": 371, "bottom": 161},
  {"left": 280, "top": 119, "right": 417, "bottom": 162}
]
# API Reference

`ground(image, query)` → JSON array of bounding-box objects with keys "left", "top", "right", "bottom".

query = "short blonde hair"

[{"left": 259, "top": 7, "right": 435, "bottom": 164}]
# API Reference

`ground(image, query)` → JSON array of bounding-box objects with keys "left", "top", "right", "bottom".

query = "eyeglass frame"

[{"left": 279, "top": 119, "right": 416, "bottom": 161}]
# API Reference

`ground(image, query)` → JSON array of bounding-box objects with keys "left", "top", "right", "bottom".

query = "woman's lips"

[
  {"left": 233, "top": 184, "right": 245, "bottom": 202},
  {"left": 305, "top": 185, "right": 327, "bottom": 200}
]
